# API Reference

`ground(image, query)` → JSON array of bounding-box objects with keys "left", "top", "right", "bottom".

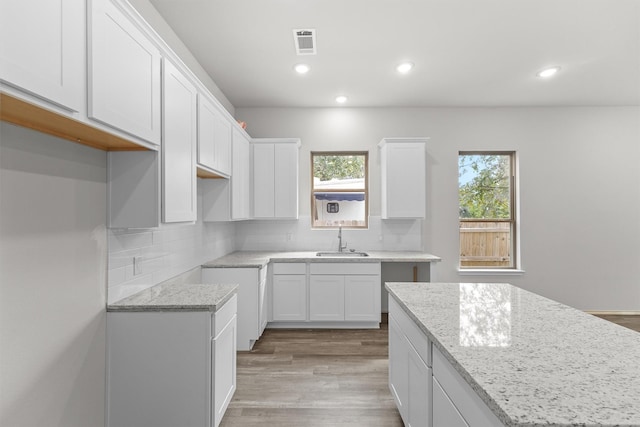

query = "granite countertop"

[
  {"left": 202, "top": 250, "right": 441, "bottom": 268},
  {"left": 386, "top": 282, "right": 640, "bottom": 427},
  {"left": 107, "top": 283, "right": 238, "bottom": 312}
]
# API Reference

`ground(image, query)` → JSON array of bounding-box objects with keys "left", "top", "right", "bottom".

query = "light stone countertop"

[
  {"left": 202, "top": 250, "right": 441, "bottom": 268},
  {"left": 107, "top": 283, "right": 238, "bottom": 312},
  {"left": 386, "top": 282, "right": 640, "bottom": 427}
]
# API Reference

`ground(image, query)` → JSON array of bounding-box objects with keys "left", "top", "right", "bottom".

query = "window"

[
  {"left": 459, "top": 152, "right": 516, "bottom": 268},
  {"left": 311, "top": 152, "right": 368, "bottom": 228}
]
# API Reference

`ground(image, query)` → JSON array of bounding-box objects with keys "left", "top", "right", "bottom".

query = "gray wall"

[
  {"left": 0, "top": 123, "right": 107, "bottom": 427},
  {"left": 237, "top": 106, "right": 640, "bottom": 311}
]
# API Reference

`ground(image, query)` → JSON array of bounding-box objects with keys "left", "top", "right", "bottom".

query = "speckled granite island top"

[
  {"left": 202, "top": 250, "right": 441, "bottom": 268},
  {"left": 386, "top": 282, "right": 640, "bottom": 427},
  {"left": 107, "top": 283, "right": 238, "bottom": 312}
]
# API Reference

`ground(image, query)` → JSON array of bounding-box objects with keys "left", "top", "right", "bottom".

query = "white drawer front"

[
  {"left": 389, "top": 297, "right": 431, "bottom": 366},
  {"left": 272, "top": 262, "right": 306, "bottom": 274},
  {"left": 310, "top": 262, "right": 380, "bottom": 275},
  {"left": 213, "top": 294, "right": 237, "bottom": 338}
]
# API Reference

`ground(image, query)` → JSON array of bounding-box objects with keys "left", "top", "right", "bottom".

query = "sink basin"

[{"left": 316, "top": 251, "right": 369, "bottom": 257}]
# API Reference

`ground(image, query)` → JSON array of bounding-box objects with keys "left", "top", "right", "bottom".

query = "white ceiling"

[{"left": 148, "top": 0, "right": 640, "bottom": 108}]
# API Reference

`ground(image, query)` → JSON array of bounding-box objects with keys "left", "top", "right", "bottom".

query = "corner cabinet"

[
  {"left": 162, "top": 59, "right": 197, "bottom": 223},
  {"left": 0, "top": 0, "right": 84, "bottom": 113},
  {"left": 201, "top": 267, "right": 267, "bottom": 351},
  {"left": 251, "top": 138, "right": 300, "bottom": 219},
  {"left": 379, "top": 138, "right": 428, "bottom": 219},
  {"left": 197, "top": 94, "right": 231, "bottom": 178},
  {"left": 202, "top": 128, "right": 251, "bottom": 221},
  {"left": 106, "top": 295, "right": 237, "bottom": 427},
  {"left": 88, "top": 0, "right": 162, "bottom": 145}
]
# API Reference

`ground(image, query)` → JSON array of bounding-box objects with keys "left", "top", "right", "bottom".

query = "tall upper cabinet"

[
  {"left": 0, "top": 0, "right": 84, "bottom": 113},
  {"left": 162, "top": 59, "right": 197, "bottom": 223},
  {"left": 379, "top": 138, "right": 428, "bottom": 219},
  {"left": 88, "top": 0, "right": 162, "bottom": 146},
  {"left": 251, "top": 138, "right": 300, "bottom": 219}
]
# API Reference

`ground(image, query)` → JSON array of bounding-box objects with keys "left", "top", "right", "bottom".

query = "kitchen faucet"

[{"left": 338, "top": 226, "right": 347, "bottom": 252}]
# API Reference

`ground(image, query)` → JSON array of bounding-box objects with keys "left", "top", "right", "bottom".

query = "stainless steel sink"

[{"left": 316, "top": 251, "right": 369, "bottom": 257}]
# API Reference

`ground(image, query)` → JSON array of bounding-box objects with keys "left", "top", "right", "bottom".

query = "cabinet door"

[
  {"left": 0, "top": 0, "right": 84, "bottom": 112},
  {"left": 88, "top": 0, "right": 161, "bottom": 145},
  {"left": 380, "top": 140, "right": 426, "bottom": 219},
  {"left": 231, "top": 129, "right": 250, "bottom": 220},
  {"left": 272, "top": 275, "right": 307, "bottom": 321},
  {"left": 407, "top": 346, "right": 431, "bottom": 427},
  {"left": 274, "top": 143, "right": 299, "bottom": 218},
  {"left": 198, "top": 94, "right": 231, "bottom": 176},
  {"left": 213, "top": 315, "right": 237, "bottom": 427},
  {"left": 309, "top": 275, "right": 344, "bottom": 321},
  {"left": 344, "top": 275, "right": 380, "bottom": 321},
  {"left": 162, "top": 59, "right": 197, "bottom": 223},
  {"left": 252, "top": 143, "right": 275, "bottom": 218},
  {"left": 389, "top": 314, "right": 409, "bottom": 423},
  {"left": 433, "top": 378, "right": 469, "bottom": 427}
]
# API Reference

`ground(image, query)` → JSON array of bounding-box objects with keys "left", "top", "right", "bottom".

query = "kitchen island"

[{"left": 386, "top": 282, "right": 640, "bottom": 427}]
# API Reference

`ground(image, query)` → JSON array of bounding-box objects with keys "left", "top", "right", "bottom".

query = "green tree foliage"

[
  {"left": 459, "top": 154, "right": 511, "bottom": 219},
  {"left": 313, "top": 155, "right": 365, "bottom": 181}
]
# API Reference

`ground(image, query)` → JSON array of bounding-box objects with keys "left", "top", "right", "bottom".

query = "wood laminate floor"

[
  {"left": 220, "top": 318, "right": 403, "bottom": 427},
  {"left": 592, "top": 314, "right": 640, "bottom": 333},
  {"left": 221, "top": 314, "right": 639, "bottom": 426}
]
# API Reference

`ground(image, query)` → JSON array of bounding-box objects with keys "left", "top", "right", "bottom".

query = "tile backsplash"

[
  {"left": 235, "top": 215, "right": 422, "bottom": 252},
  {"left": 107, "top": 188, "right": 236, "bottom": 303}
]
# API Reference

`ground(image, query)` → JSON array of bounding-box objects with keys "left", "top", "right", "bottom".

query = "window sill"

[{"left": 458, "top": 268, "right": 525, "bottom": 276}]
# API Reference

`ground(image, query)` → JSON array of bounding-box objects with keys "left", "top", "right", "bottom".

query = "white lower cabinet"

[
  {"left": 202, "top": 267, "right": 267, "bottom": 351},
  {"left": 309, "top": 263, "right": 381, "bottom": 323},
  {"left": 272, "top": 263, "right": 307, "bottom": 321},
  {"left": 106, "top": 295, "right": 237, "bottom": 427},
  {"left": 389, "top": 298, "right": 431, "bottom": 427}
]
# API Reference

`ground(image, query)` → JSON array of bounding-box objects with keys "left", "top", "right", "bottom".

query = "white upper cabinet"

[
  {"left": 162, "top": 59, "right": 197, "bottom": 223},
  {"left": 251, "top": 139, "right": 300, "bottom": 219},
  {"left": 0, "top": 0, "right": 84, "bottom": 112},
  {"left": 88, "top": 0, "right": 162, "bottom": 145},
  {"left": 197, "top": 94, "right": 232, "bottom": 177},
  {"left": 202, "top": 127, "right": 251, "bottom": 222},
  {"left": 379, "top": 138, "right": 428, "bottom": 219},
  {"left": 231, "top": 129, "right": 251, "bottom": 220}
]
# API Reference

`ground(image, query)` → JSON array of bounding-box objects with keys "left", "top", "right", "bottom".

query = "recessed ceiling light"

[
  {"left": 294, "top": 63, "right": 310, "bottom": 74},
  {"left": 335, "top": 95, "right": 348, "bottom": 104},
  {"left": 396, "top": 62, "right": 414, "bottom": 74},
  {"left": 537, "top": 66, "right": 561, "bottom": 78}
]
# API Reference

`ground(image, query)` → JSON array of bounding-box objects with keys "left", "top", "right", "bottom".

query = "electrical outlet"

[
  {"left": 286, "top": 233, "right": 292, "bottom": 241},
  {"left": 133, "top": 256, "right": 143, "bottom": 276}
]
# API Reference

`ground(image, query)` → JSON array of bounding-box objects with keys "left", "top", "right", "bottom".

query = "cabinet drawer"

[
  {"left": 309, "top": 262, "right": 380, "bottom": 275},
  {"left": 432, "top": 346, "right": 503, "bottom": 427},
  {"left": 272, "top": 262, "right": 306, "bottom": 275},
  {"left": 213, "top": 294, "right": 237, "bottom": 338},
  {"left": 389, "top": 297, "right": 431, "bottom": 366}
]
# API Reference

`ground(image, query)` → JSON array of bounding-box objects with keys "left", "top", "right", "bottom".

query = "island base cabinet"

[
  {"left": 433, "top": 378, "right": 469, "bottom": 427},
  {"left": 106, "top": 295, "right": 237, "bottom": 427},
  {"left": 432, "top": 346, "right": 504, "bottom": 427},
  {"left": 389, "top": 309, "right": 431, "bottom": 427}
]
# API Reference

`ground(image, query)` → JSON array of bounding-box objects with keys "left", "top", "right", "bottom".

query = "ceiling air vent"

[{"left": 293, "top": 29, "right": 316, "bottom": 55}]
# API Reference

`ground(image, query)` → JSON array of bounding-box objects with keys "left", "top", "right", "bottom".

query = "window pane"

[
  {"left": 313, "top": 155, "right": 365, "bottom": 190},
  {"left": 458, "top": 154, "right": 511, "bottom": 219}
]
